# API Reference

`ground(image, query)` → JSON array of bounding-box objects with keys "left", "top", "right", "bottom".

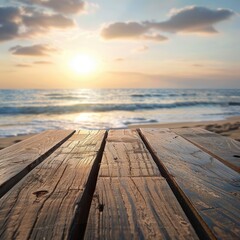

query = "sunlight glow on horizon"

[
  {"left": 69, "top": 54, "right": 98, "bottom": 76},
  {"left": 0, "top": 0, "right": 239, "bottom": 88}
]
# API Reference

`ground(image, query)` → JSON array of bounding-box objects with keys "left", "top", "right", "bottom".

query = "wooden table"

[{"left": 0, "top": 128, "right": 239, "bottom": 240}]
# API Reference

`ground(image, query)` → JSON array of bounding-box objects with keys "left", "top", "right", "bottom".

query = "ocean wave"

[
  {"left": 131, "top": 93, "right": 198, "bottom": 98},
  {"left": 44, "top": 93, "right": 63, "bottom": 97},
  {"left": 44, "top": 93, "right": 85, "bottom": 100},
  {"left": 123, "top": 119, "right": 158, "bottom": 125},
  {"left": 50, "top": 96, "right": 85, "bottom": 100},
  {"left": 0, "top": 101, "right": 239, "bottom": 115},
  {"left": 229, "top": 102, "right": 240, "bottom": 106},
  {"left": 131, "top": 94, "right": 163, "bottom": 98}
]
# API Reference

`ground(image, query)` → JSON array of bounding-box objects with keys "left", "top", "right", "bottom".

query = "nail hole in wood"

[
  {"left": 33, "top": 190, "right": 48, "bottom": 197},
  {"left": 231, "top": 192, "right": 239, "bottom": 197},
  {"left": 98, "top": 203, "right": 104, "bottom": 212}
]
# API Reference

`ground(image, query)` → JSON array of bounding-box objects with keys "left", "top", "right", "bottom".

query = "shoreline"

[
  {"left": 0, "top": 116, "right": 240, "bottom": 150},
  {"left": 129, "top": 116, "right": 240, "bottom": 141}
]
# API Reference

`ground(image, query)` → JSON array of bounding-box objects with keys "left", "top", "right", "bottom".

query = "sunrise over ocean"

[
  {"left": 0, "top": 1, "right": 240, "bottom": 239},
  {"left": 0, "top": 0, "right": 240, "bottom": 142},
  {"left": 1, "top": 1, "right": 240, "bottom": 89}
]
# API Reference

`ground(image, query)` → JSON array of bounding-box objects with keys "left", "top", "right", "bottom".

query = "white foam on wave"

[{"left": 0, "top": 89, "right": 240, "bottom": 137}]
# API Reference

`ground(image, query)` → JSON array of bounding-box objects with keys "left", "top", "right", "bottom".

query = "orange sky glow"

[{"left": 0, "top": 0, "right": 239, "bottom": 88}]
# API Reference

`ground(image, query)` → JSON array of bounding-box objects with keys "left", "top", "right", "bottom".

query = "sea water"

[{"left": 0, "top": 89, "right": 239, "bottom": 137}]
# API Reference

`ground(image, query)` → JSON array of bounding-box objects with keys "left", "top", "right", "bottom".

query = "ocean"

[{"left": 0, "top": 89, "right": 239, "bottom": 137}]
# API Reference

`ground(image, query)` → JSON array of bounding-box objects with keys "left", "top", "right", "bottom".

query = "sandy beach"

[
  {"left": 0, "top": 134, "right": 35, "bottom": 150},
  {"left": 130, "top": 116, "right": 240, "bottom": 141},
  {"left": 0, "top": 116, "right": 239, "bottom": 150}
]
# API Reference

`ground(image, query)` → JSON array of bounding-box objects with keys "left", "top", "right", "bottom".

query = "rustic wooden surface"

[
  {"left": 173, "top": 127, "right": 240, "bottom": 173},
  {"left": 0, "top": 128, "right": 239, "bottom": 240},
  {"left": 0, "top": 130, "right": 74, "bottom": 198},
  {"left": 99, "top": 129, "right": 160, "bottom": 177},
  {"left": 86, "top": 177, "right": 198, "bottom": 240},
  {"left": 140, "top": 128, "right": 240, "bottom": 240},
  {"left": 85, "top": 130, "right": 198, "bottom": 239},
  {"left": 0, "top": 130, "right": 106, "bottom": 240}
]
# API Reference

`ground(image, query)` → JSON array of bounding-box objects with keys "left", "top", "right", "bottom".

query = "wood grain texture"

[
  {"left": 173, "top": 128, "right": 240, "bottom": 173},
  {"left": 0, "top": 130, "right": 106, "bottom": 240},
  {"left": 100, "top": 129, "right": 160, "bottom": 177},
  {"left": 55, "top": 130, "right": 105, "bottom": 154},
  {"left": 140, "top": 128, "right": 240, "bottom": 240},
  {"left": 85, "top": 129, "right": 198, "bottom": 239},
  {"left": 85, "top": 177, "right": 198, "bottom": 240},
  {"left": 0, "top": 130, "right": 74, "bottom": 198}
]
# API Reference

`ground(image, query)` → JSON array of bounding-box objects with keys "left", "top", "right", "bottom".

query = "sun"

[{"left": 69, "top": 54, "right": 97, "bottom": 75}]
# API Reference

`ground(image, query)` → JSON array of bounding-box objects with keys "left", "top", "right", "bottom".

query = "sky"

[{"left": 0, "top": 0, "right": 239, "bottom": 89}]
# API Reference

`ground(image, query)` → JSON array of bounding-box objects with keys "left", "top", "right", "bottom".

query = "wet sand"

[{"left": 0, "top": 116, "right": 240, "bottom": 150}]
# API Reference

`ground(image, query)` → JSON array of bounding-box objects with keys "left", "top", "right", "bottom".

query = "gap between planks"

[
  {"left": 172, "top": 128, "right": 240, "bottom": 173},
  {"left": 68, "top": 130, "right": 108, "bottom": 240},
  {"left": 137, "top": 128, "right": 215, "bottom": 240},
  {"left": 0, "top": 130, "right": 75, "bottom": 199},
  {"left": 0, "top": 130, "right": 108, "bottom": 240},
  {"left": 84, "top": 129, "right": 199, "bottom": 240},
  {"left": 138, "top": 128, "right": 240, "bottom": 240}
]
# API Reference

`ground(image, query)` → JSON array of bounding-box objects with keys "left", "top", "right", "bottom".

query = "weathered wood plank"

[
  {"left": 86, "top": 177, "right": 198, "bottom": 240},
  {"left": 0, "top": 130, "right": 106, "bottom": 240},
  {"left": 100, "top": 129, "right": 160, "bottom": 177},
  {"left": 172, "top": 128, "right": 240, "bottom": 173},
  {"left": 140, "top": 128, "right": 240, "bottom": 240},
  {"left": 55, "top": 130, "right": 105, "bottom": 154},
  {"left": 85, "top": 130, "right": 198, "bottom": 239},
  {"left": 0, "top": 130, "right": 74, "bottom": 198}
]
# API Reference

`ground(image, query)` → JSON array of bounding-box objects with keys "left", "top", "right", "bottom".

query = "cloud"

[
  {"left": 101, "top": 21, "right": 167, "bottom": 42},
  {"left": 114, "top": 58, "right": 125, "bottom": 62},
  {"left": 0, "top": 6, "right": 75, "bottom": 42},
  {"left": 15, "top": 60, "right": 53, "bottom": 68},
  {"left": 18, "top": 0, "right": 86, "bottom": 15},
  {"left": 9, "top": 44, "right": 57, "bottom": 56},
  {"left": 101, "top": 22, "right": 148, "bottom": 39},
  {"left": 101, "top": 6, "right": 235, "bottom": 41},
  {"left": 0, "top": 7, "right": 21, "bottom": 41},
  {"left": 15, "top": 63, "right": 31, "bottom": 67},
  {"left": 34, "top": 60, "right": 52, "bottom": 64},
  {"left": 142, "top": 34, "right": 167, "bottom": 41},
  {"left": 0, "top": 6, "right": 20, "bottom": 23},
  {"left": 145, "top": 6, "right": 235, "bottom": 33},
  {"left": 22, "top": 11, "right": 74, "bottom": 29}
]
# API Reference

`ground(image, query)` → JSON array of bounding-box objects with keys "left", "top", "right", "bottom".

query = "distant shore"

[{"left": 0, "top": 116, "right": 240, "bottom": 150}]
